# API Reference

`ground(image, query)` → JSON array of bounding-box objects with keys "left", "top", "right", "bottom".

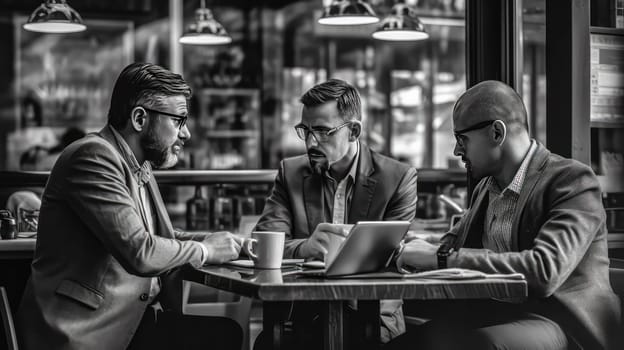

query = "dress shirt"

[
  {"left": 322, "top": 142, "right": 360, "bottom": 224},
  {"left": 483, "top": 140, "right": 537, "bottom": 252}
]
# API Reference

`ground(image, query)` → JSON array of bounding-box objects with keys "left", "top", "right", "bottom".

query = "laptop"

[{"left": 299, "top": 221, "right": 410, "bottom": 277}]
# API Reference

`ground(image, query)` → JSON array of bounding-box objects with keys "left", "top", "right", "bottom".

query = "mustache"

[
  {"left": 307, "top": 148, "right": 328, "bottom": 175},
  {"left": 307, "top": 148, "right": 325, "bottom": 157}
]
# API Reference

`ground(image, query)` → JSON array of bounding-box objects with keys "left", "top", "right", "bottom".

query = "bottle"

[
  {"left": 0, "top": 211, "right": 17, "bottom": 239},
  {"left": 239, "top": 188, "right": 256, "bottom": 217},
  {"left": 234, "top": 187, "right": 256, "bottom": 229},
  {"left": 186, "top": 186, "right": 210, "bottom": 231},
  {"left": 212, "top": 186, "right": 234, "bottom": 231}
]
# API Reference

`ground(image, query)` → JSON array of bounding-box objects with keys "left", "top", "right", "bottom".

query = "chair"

[
  {"left": 182, "top": 281, "right": 252, "bottom": 350},
  {"left": 0, "top": 286, "right": 18, "bottom": 350},
  {"left": 610, "top": 258, "right": 624, "bottom": 298}
]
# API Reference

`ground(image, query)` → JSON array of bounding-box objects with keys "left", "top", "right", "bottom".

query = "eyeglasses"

[
  {"left": 453, "top": 120, "right": 496, "bottom": 148},
  {"left": 142, "top": 106, "right": 188, "bottom": 130},
  {"left": 294, "top": 121, "right": 352, "bottom": 142}
]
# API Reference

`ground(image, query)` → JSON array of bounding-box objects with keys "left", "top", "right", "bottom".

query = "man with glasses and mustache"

[
  {"left": 254, "top": 79, "right": 418, "bottom": 349},
  {"left": 390, "top": 80, "right": 621, "bottom": 350},
  {"left": 17, "top": 63, "right": 243, "bottom": 350}
]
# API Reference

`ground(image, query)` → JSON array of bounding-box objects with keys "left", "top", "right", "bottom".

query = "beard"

[
  {"left": 307, "top": 149, "right": 329, "bottom": 175},
  {"left": 140, "top": 126, "right": 180, "bottom": 169}
]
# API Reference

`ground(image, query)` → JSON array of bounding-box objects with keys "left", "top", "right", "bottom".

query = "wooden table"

[{"left": 188, "top": 265, "right": 528, "bottom": 350}]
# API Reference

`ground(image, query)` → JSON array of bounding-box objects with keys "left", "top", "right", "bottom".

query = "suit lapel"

[
  {"left": 350, "top": 145, "right": 376, "bottom": 223},
  {"left": 457, "top": 179, "right": 489, "bottom": 248},
  {"left": 303, "top": 171, "right": 324, "bottom": 234},
  {"left": 97, "top": 126, "right": 154, "bottom": 235},
  {"left": 146, "top": 177, "right": 175, "bottom": 238},
  {"left": 510, "top": 143, "right": 548, "bottom": 251},
  {"left": 136, "top": 187, "right": 151, "bottom": 234}
]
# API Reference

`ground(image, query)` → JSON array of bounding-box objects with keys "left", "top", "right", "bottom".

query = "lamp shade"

[
  {"left": 22, "top": 0, "right": 86, "bottom": 34},
  {"left": 372, "top": 2, "right": 429, "bottom": 41},
  {"left": 179, "top": 7, "right": 232, "bottom": 45},
  {"left": 318, "top": 0, "right": 380, "bottom": 25}
]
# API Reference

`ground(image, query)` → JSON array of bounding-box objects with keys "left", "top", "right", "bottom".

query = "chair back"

[
  {"left": 0, "top": 286, "right": 18, "bottom": 350},
  {"left": 182, "top": 281, "right": 252, "bottom": 350}
]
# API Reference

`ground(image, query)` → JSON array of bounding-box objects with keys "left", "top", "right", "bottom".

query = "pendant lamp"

[
  {"left": 179, "top": 0, "right": 232, "bottom": 45},
  {"left": 318, "top": 0, "right": 380, "bottom": 26},
  {"left": 372, "top": 1, "right": 429, "bottom": 41},
  {"left": 23, "top": 0, "right": 86, "bottom": 34}
]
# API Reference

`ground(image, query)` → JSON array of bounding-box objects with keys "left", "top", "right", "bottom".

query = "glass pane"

[
  {"left": 269, "top": 0, "right": 466, "bottom": 170},
  {"left": 7, "top": 17, "right": 134, "bottom": 171},
  {"left": 522, "top": 0, "right": 546, "bottom": 144},
  {"left": 182, "top": 3, "right": 262, "bottom": 170},
  {"left": 389, "top": 20, "right": 466, "bottom": 169}
]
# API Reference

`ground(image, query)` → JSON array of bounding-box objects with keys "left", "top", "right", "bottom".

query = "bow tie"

[{"left": 136, "top": 162, "right": 152, "bottom": 187}]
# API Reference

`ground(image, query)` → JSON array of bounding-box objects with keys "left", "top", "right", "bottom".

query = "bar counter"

[{"left": 0, "top": 168, "right": 467, "bottom": 187}]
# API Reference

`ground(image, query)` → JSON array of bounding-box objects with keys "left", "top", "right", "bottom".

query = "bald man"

[{"left": 389, "top": 81, "right": 621, "bottom": 350}]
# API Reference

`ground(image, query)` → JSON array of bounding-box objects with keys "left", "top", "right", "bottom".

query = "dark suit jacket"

[
  {"left": 17, "top": 125, "right": 207, "bottom": 350},
  {"left": 442, "top": 142, "right": 621, "bottom": 349},
  {"left": 255, "top": 143, "right": 418, "bottom": 342}
]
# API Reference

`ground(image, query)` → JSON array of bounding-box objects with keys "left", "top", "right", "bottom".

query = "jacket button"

[{"left": 140, "top": 293, "right": 149, "bottom": 301}]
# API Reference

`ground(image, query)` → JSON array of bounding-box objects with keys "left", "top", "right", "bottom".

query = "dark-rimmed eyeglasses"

[
  {"left": 142, "top": 106, "right": 188, "bottom": 130},
  {"left": 454, "top": 120, "right": 496, "bottom": 148},
  {"left": 294, "top": 121, "right": 352, "bottom": 142}
]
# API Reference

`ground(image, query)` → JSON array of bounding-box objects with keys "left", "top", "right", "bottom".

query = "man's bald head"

[{"left": 453, "top": 80, "right": 528, "bottom": 134}]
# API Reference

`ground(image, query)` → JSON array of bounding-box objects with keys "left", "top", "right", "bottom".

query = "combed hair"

[
  {"left": 300, "top": 79, "right": 362, "bottom": 121},
  {"left": 108, "top": 62, "right": 192, "bottom": 129}
]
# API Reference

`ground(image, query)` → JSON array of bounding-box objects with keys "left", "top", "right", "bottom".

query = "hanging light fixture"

[
  {"left": 318, "top": 0, "right": 380, "bottom": 26},
  {"left": 372, "top": 1, "right": 429, "bottom": 41},
  {"left": 23, "top": 0, "right": 86, "bottom": 34},
  {"left": 179, "top": 0, "right": 232, "bottom": 45}
]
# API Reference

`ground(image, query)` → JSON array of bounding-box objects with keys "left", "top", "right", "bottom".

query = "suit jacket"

[
  {"left": 442, "top": 142, "right": 621, "bottom": 349},
  {"left": 17, "top": 125, "right": 207, "bottom": 350},
  {"left": 255, "top": 143, "right": 418, "bottom": 342}
]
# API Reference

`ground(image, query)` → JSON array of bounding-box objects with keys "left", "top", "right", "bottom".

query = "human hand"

[
  {"left": 200, "top": 231, "right": 242, "bottom": 264},
  {"left": 396, "top": 238, "right": 439, "bottom": 272},
  {"left": 403, "top": 230, "right": 443, "bottom": 244},
  {"left": 298, "top": 223, "right": 351, "bottom": 260}
]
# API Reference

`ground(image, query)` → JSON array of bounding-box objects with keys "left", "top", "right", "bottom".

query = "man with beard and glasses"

[
  {"left": 389, "top": 80, "right": 621, "bottom": 350},
  {"left": 17, "top": 63, "right": 243, "bottom": 350},
  {"left": 253, "top": 79, "right": 418, "bottom": 349}
]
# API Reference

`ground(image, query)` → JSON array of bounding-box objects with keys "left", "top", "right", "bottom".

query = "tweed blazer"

[
  {"left": 17, "top": 125, "right": 206, "bottom": 350},
  {"left": 442, "top": 142, "right": 621, "bottom": 349}
]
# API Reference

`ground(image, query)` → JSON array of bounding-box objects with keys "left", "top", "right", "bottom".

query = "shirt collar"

[
  {"left": 489, "top": 139, "right": 537, "bottom": 195},
  {"left": 108, "top": 124, "right": 152, "bottom": 187},
  {"left": 326, "top": 141, "right": 360, "bottom": 183},
  {"left": 347, "top": 141, "right": 360, "bottom": 182}
]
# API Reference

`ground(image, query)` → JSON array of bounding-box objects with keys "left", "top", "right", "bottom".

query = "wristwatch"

[{"left": 436, "top": 242, "right": 455, "bottom": 269}]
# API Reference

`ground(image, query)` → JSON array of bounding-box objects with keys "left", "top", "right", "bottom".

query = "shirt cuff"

[{"left": 195, "top": 241, "right": 210, "bottom": 265}]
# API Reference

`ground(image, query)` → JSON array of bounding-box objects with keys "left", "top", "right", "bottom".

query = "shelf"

[
  {"left": 205, "top": 130, "right": 258, "bottom": 138},
  {"left": 590, "top": 26, "right": 624, "bottom": 35},
  {"left": 590, "top": 120, "right": 624, "bottom": 128},
  {"left": 0, "top": 169, "right": 467, "bottom": 188},
  {"left": 0, "top": 170, "right": 278, "bottom": 187}
]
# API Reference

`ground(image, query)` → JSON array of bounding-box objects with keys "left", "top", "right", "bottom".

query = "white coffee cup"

[{"left": 244, "top": 231, "right": 285, "bottom": 269}]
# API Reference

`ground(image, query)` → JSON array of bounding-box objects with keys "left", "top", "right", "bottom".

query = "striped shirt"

[{"left": 482, "top": 140, "right": 537, "bottom": 252}]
